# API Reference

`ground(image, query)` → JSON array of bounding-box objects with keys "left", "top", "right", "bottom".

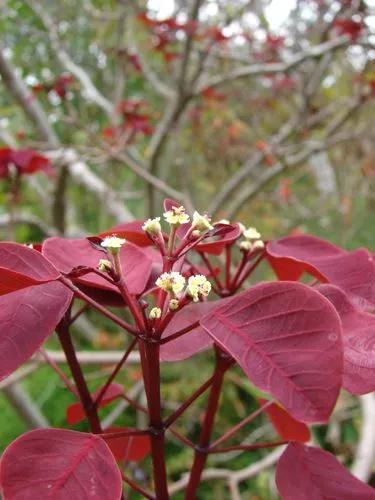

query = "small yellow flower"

[
  {"left": 187, "top": 275, "right": 211, "bottom": 302},
  {"left": 101, "top": 235, "right": 126, "bottom": 254},
  {"left": 191, "top": 211, "right": 213, "bottom": 232},
  {"left": 243, "top": 227, "right": 261, "bottom": 240},
  {"left": 98, "top": 259, "right": 112, "bottom": 272},
  {"left": 149, "top": 307, "right": 162, "bottom": 320},
  {"left": 142, "top": 217, "right": 161, "bottom": 235},
  {"left": 156, "top": 272, "right": 186, "bottom": 295},
  {"left": 163, "top": 205, "right": 190, "bottom": 226}
]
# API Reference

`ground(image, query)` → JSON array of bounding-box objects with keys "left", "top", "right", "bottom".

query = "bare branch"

[
  {"left": 194, "top": 35, "right": 352, "bottom": 94},
  {"left": 27, "top": 0, "right": 114, "bottom": 116}
]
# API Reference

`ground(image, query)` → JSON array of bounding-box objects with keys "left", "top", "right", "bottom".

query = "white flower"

[
  {"left": 156, "top": 272, "right": 186, "bottom": 295},
  {"left": 217, "top": 219, "right": 230, "bottom": 225},
  {"left": 149, "top": 307, "right": 162, "bottom": 320},
  {"left": 98, "top": 259, "right": 112, "bottom": 272},
  {"left": 238, "top": 222, "right": 246, "bottom": 234},
  {"left": 191, "top": 211, "right": 213, "bottom": 232},
  {"left": 243, "top": 227, "right": 261, "bottom": 240},
  {"left": 169, "top": 299, "right": 179, "bottom": 311},
  {"left": 101, "top": 235, "right": 126, "bottom": 254},
  {"left": 187, "top": 275, "right": 211, "bottom": 302},
  {"left": 252, "top": 240, "right": 265, "bottom": 250},
  {"left": 163, "top": 205, "right": 190, "bottom": 226},
  {"left": 142, "top": 217, "right": 161, "bottom": 235},
  {"left": 239, "top": 240, "right": 252, "bottom": 252}
]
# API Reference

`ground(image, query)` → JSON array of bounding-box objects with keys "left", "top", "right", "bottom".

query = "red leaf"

[
  {"left": 200, "top": 281, "right": 343, "bottom": 423},
  {"left": 0, "top": 148, "right": 54, "bottom": 177},
  {"left": 160, "top": 301, "right": 224, "bottom": 361},
  {"left": 0, "top": 282, "right": 73, "bottom": 381},
  {"left": 276, "top": 442, "right": 375, "bottom": 499},
  {"left": 42, "top": 237, "right": 153, "bottom": 295},
  {"left": 318, "top": 284, "right": 375, "bottom": 395},
  {"left": 66, "top": 383, "right": 123, "bottom": 425},
  {"left": 102, "top": 428, "right": 151, "bottom": 462},
  {"left": 333, "top": 18, "right": 363, "bottom": 41},
  {"left": 267, "top": 235, "right": 375, "bottom": 309},
  {"left": 0, "top": 428, "right": 122, "bottom": 500},
  {"left": 0, "top": 242, "right": 61, "bottom": 295},
  {"left": 259, "top": 399, "right": 310, "bottom": 442}
]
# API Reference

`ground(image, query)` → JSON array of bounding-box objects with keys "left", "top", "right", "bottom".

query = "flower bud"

[
  {"left": 142, "top": 217, "right": 161, "bottom": 235},
  {"left": 98, "top": 259, "right": 112, "bottom": 272},
  {"left": 239, "top": 240, "right": 252, "bottom": 252},
  {"left": 252, "top": 240, "right": 265, "bottom": 250},
  {"left": 169, "top": 299, "right": 179, "bottom": 311},
  {"left": 243, "top": 227, "right": 261, "bottom": 240},
  {"left": 149, "top": 307, "right": 162, "bottom": 320},
  {"left": 191, "top": 211, "right": 213, "bottom": 232}
]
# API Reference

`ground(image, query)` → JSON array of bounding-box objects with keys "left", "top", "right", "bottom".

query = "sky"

[{"left": 147, "top": 0, "right": 297, "bottom": 29}]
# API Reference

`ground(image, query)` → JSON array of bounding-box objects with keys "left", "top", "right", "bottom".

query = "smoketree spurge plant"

[{"left": 0, "top": 199, "right": 374, "bottom": 499}]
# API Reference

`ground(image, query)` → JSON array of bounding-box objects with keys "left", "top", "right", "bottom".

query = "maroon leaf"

[
  {"left": 317, "top": 284, "right": 375, "bottom": 395},
  {"left": 160, "top": 301, "right": 219, "bottom": 361},
  {"left": 66, "top": 383, "right": 123, "bottom": 425},
  {"left": 276, "top": 442, "right": 375, "bottom": 500},
  {"left": 0, "top": 428, "right": 122, "bottom": 500},
  {"left": 42, "top": 237, "right": 152, "bottom": 295},
  {"left": 0, "top": 282, "right": 73, "bottom": 381},
  {"left": 200, "top": 281, "right": 343, "bottom": 423},
  {"left": 0, "top": 242, "right": 60, "bottom": 295},
  {"left": 259, "top": 399, "right": 310, "bottom": 442},
  {"left": 102, "top": 428, "right": 151, "bottom": 462},
  {"left": 267, "top": 235, "right": 375, "bottom": 309},
  {"left": 196, "top": 223, "right": 242, "bottom": 255}
]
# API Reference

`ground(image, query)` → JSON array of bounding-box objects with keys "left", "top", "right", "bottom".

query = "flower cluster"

[
  {"left": 101, "top": 235, "right": 126, "bottom": 255},
  {"left": 155, "top": 271, "right": 211, "bottom": 303},
  {"left": 239, "top": 225, "right": 264, "bottom": 252}
]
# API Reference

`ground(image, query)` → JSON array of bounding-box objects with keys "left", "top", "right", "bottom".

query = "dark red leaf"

[
  {"left": 0, "top": 242, "right": 60, "bottom": 295},
  {"left": 200, "top": 281, "right": 343, "bottom": 423},
  {"left": 0, "top": 428, "right": 122, "bottom": 500},
  {"left": 42, "top": 237, "right": 153, "bottom": 295},
  {"left": 0, "top": 148, "right": 54, "bottom": 177},
  {"left": 317, "top": 284, "right": 375, "bottom": 395},
  {"left": 160, "top": 301, "right": 224, "bottom": 361},
  {"left": 267, "top": 235, "right": 375, "bottom": 309},
  {"left": 0, "top": 282, "right": 72, "bottom": 381},
  {"left": 66, "top": 383, "right": 123, "bottom": 425},
  {"left": 276, "top": 442, "right": 375, "bottom": 499},
  {"left": 102, "top": 428, "right": 151, "bottom": 462},
  {"left": 259, "top": 399, "right": 310, "bottom": 442}
]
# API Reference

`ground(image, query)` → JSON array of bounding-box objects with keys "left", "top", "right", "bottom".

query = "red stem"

[
  {"left": 101, "top": 429, "right": 149, "bottom": 440},
  {"left": 232, "top": 251, "right": 265, "bottom": 290},
  {"left": 225, "top": 246, "right": 232, "bottom": 289},
  {"left": 141, "top": 341, "right": 170, "bottom": 499},
  {"left": 94, "top": 338, "right": 137, "bottom": 408},
  {"left": 121, "top": 472, "right": 155, "bottom": 500},
  {"left": 208, "top": 440, "right": 288, "bottom": 454},
  {"left": 164, "top": 375, "right": 214, "bottom": 428},
  {"left": 200, "top": 252, "right": 223, "bottom": 290},
  {"left": 159, "top": 319, "right": 200, "bottom": 345},
  {"left": 56, "top": 317, "right": 102, "bottom": 434},
  {"left": 59, "top": 276, "right": 140, "bottom": 337},
  {"left": 184, "top": 350, "right": 231, "bottom": 499},
  {"left": 209, "top": 399, "right": 274, "bottom": 449}
]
